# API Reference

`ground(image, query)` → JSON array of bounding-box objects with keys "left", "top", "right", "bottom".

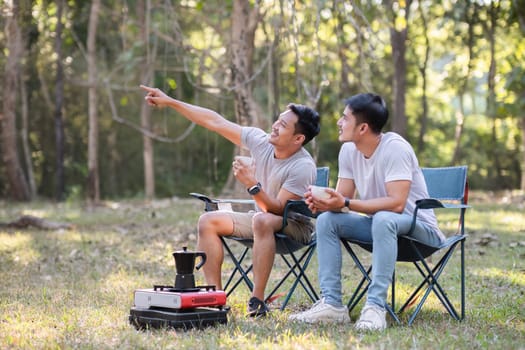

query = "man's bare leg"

[
  {"left": 197, "top": 211, "right": 234, "bottom": 290},
  {"left": 251, "top": 212, "right": 282, "bottom": 301}
]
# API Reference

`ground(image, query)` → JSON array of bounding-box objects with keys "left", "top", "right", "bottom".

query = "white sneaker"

[
  {"left": 354, "top": 304, "right": 387, "bottom": 331},
  {"left": 289, "top": 298, "right": 350, "bottom": 323}
]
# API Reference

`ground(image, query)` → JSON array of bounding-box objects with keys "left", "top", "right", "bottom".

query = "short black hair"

[
  {"left": 344, "top": 93, "right": 388, "bottom": 133},
  {"left": 288, "top": 104, "right": 321, "bottom": 145}
]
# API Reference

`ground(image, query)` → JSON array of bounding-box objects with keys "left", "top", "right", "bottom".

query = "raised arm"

[{"left": 140, "top": 85, "right": 242, "bottom": 146}]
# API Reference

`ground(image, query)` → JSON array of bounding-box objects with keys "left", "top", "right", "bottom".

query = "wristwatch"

[
  {"left": 247, "top": 182, "right": 262, "bottom": 196},
  {"left": 341, "top": 198, "right": 351, "bottom": 213}
]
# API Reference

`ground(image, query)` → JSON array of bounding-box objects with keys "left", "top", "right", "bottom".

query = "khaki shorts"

[{"left": 227, "top": 211, "right": 314, "bottom": 244}]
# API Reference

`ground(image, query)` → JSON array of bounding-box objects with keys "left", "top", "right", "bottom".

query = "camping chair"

[
  {"left": 190, "top": 166, "right": 329, "bottom": 310},
  {"left": 341, "top": 165, "right": 469, "bottom": 325}
]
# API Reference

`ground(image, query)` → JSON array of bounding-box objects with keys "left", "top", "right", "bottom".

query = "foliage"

[
  {"left": 0, "top": 195, "right": 523, "bottom": 349},
  {"left": 0, "top": 0, "right": 524, "bottom": 200}
]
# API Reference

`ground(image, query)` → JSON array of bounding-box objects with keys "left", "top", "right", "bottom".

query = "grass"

[{"left": 0, "top": 192, "right": 524, "bottom": 349}]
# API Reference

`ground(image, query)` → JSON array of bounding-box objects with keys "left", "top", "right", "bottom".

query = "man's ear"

[{"left": 295, "top": 134, "right": 306, "bottom": 145}]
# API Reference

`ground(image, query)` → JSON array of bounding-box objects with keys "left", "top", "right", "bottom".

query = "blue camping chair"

[
  {"left": 191, "top": 166, "right": 329, "bottom": 310},
  {"left": 341, "top": 166, "right": 469, "bottom": 325}
]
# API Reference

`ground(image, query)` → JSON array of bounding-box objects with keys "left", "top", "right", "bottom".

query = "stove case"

[{"left": 129, "top": 306, "right": 229, "bottom": 330}]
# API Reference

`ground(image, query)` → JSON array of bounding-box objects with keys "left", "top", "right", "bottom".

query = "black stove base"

[{"left": 129, "top": 306, "right": 229, "bottom": 330}]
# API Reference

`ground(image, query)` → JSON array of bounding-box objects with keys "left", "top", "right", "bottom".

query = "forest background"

[{"left": 1, "top": 0, "right": 524, "bottom": 204}]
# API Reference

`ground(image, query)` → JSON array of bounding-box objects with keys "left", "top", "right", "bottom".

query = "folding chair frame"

[
  {"left": 342, "top": 166, "right": 469, "bottom": 325},
  {"left": 191, "top": 166, "right": 329, "bottom": 310}
]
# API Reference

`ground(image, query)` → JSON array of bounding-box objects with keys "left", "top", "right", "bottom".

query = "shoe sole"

[
  {"left": 293, "top": 315, "right": 350, "bottom": 324},
  {"left": 354, "top": 322, "right": 386, "bottom": 331}
]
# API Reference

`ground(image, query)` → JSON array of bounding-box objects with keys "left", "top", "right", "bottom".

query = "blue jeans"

[{"left": 316, "top": 210, "right": 443, "bottom": 309}]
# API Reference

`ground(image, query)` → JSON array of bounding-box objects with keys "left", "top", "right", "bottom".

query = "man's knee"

[
  {"left": 316, "top": 211, "right": 338, "bottom": 231},
  {"left": 371, "top": 211, "right": 398, "bottom": 237},
  {"left": 197, "top": 212, "right": 221, "bottom": 236},
  {"left": 252, "top": 212, "right": 277, "bottom": 238}
]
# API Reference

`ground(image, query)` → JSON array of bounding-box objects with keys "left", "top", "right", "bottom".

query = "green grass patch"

[{"left": 0, "top": 193, "right": 524, "bottom": 349}]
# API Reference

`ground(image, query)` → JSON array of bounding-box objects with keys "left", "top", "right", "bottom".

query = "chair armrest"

[
  {"left": 409, "top": 198, "right": 470, "bottom": 234},
  {"left": 189, "top": 192, "right": 255, "bottom": 212},
  {"left": 283, "top": 200, "right": 317, "bottom": 219},
  {"left": 281, "top": 199, "right": 318, "bottom": 229},
  {"left": 415, "top": 198, "right": 445, "bottom": 209},
  {"left": 415, "top": 198, "right": 470, "bottom": 210},
  {"left": 190, "top": 192, "right": 219, "bottom": 211}
]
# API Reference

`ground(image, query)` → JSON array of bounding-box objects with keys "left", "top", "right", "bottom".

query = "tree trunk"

[
  {"left": 334, "top": 0, "right": 351, "bottom": 98},
  {"left": 514, "top": 1, "right": 525, "bottom": 190},
  {"left": 223, "top": 0, "right": 262, "bottom": 195},
  {"left": 487, "top": 0, "right": 502, "bottom": 184},
  {"left": 20, "top": 62, "right": 37, "bottom": 198},
  {"left": 1, "top": 0, "right": 30, "bottom": 201},
  {"left": 138, "top": 0, "right": 155, "bottom": 200},
  {"left": 521, "top": 116, "right": 525, "bottom": 190},
  {"left": 388, "top": 0, "right": 412, "bottom": 138},
  {"left": 452, "top": 1, "right": 476, "bottom": 164},
  {"left": 54, "top": 0, "right": 66, "bottom": 201},
  {"left": 87, "top": 0, "right": 101, "bottom": 205},
  {"left": 107, "top": 129, "right": 119, "bottom": 197},
  {"left": 416, "top": 4, "right": 430, "bottom": 154}
]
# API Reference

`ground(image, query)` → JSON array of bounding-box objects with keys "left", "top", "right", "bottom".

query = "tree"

[
  {"left": 485, "top": 0, "right": 503, "bottom": 184},
  {"left": 222, "top": 0, "right": 263, "bottom": 194},
  {"left": 1, "top": 0, "right": 30, "bottom": 201},
  {"left": 452, "top": 0, "right": 477, "bottom": 164},
  {"left": 506, "top": 0, "right": 525, "bottom": 189},
  {"left": 138, "top": 0, "right": 156, "bottom": 200},
  {"left": 387, "top": 0, "right": 412, "bottom": 138},
  {"left": 54, "top": 0, "right": 65, "bottom": 201},
  {"left": 413, "top": 1, "right": 431, "bottom": 154},
  {"left": 87, "top": 0, "right": 101, "bottom": 205}
]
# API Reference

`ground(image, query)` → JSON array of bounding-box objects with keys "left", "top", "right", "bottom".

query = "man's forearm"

[{"left": 166, "top": 98, "right": 242, "bottom": 145}]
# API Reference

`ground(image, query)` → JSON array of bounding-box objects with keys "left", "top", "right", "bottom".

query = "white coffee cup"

[
  {"left": 235, "top": 156, "right": 254, "bottom": 167},
  {"left": 310, "top": 185, "right": 330, "bottom": 200}
]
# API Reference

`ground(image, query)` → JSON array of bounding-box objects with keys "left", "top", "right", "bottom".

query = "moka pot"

[{"left": 172, "top": 246, "right": 207, "bottom": 290}]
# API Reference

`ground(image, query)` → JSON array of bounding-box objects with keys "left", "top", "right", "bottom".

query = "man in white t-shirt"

[
  {"left": 140, "top": 85, "right": 320, "bottom": 317},
  {"left": 289, "top": 93, "right": 444, "bottom": 331}
]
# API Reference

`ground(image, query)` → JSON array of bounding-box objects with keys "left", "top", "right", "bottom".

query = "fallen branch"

[{"left": 0, "top": 215, "right": 73, "bottom": 230}]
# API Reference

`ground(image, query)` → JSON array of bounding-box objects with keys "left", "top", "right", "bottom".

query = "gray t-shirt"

[
  {"left": 241, "top": 127, "right": 316, "bottom": 212},
  {"left": 338, "top": 132, "right": 444, "bottom": 242}
]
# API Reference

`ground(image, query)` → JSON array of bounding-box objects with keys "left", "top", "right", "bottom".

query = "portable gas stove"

[
  {"left": 129, "top": 247, "right": 229, "bottom": 330},
  {"left": 129, "top": 285, "right": 228, "bottom": 330}
]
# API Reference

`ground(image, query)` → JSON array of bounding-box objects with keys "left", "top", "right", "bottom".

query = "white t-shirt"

[
  {"left": 338, "top": 132, "right": 444, "bottom": 241},
  {"left": 242, "top": 127, "right": 316, "bottom": 211}
]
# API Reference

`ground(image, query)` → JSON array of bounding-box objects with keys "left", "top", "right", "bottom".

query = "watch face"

[
  {"left": 341, "top": 206, "right": 350, "bottom": 213},
  {"left": 248, "top": 183, "right": 261, "bottom": 195}
]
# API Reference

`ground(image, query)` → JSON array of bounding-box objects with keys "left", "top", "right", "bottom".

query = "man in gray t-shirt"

[{"left": 141, "top": 85, "right": 320, "bottom": 317}]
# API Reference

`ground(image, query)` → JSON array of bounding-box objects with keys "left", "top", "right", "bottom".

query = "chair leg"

[
  {"left": 341, "top": 240, "right": 400, "bottom": 323},
  {"left": 275, "top": 245, "right": 319, "bottom": 310},
  {"left": 265, "top": 244, "right": 319, "bottom": 310},
  {"left": 391, "top": 270, "right": 396, "bottom": 312},
  {"left": 220, "top": 237, "right": 253, "bottom": 295},
  {"left": 281, "top": 246, "right": 319, "bottom": 304},
  {"left": 347, "top": 268, "right": 370, "bottom": 312},
  {"left": 399, "top": 241, "right": 464, "bottom": 325},
  {"left": 460, "top": 239, "right": 465, "bottom": 320}
]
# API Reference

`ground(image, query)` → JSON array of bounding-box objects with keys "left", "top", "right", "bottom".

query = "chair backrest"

[
  {"left": 421, "top": 166, "right": 468, "bottom": 205},
  {"left": 315, "top": 166, "right": 330, "bottom": 188}
]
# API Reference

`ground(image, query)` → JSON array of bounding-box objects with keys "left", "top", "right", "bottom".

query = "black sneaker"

[{"left": 247, "top": 296, "right": 269, "bottom": 318}]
